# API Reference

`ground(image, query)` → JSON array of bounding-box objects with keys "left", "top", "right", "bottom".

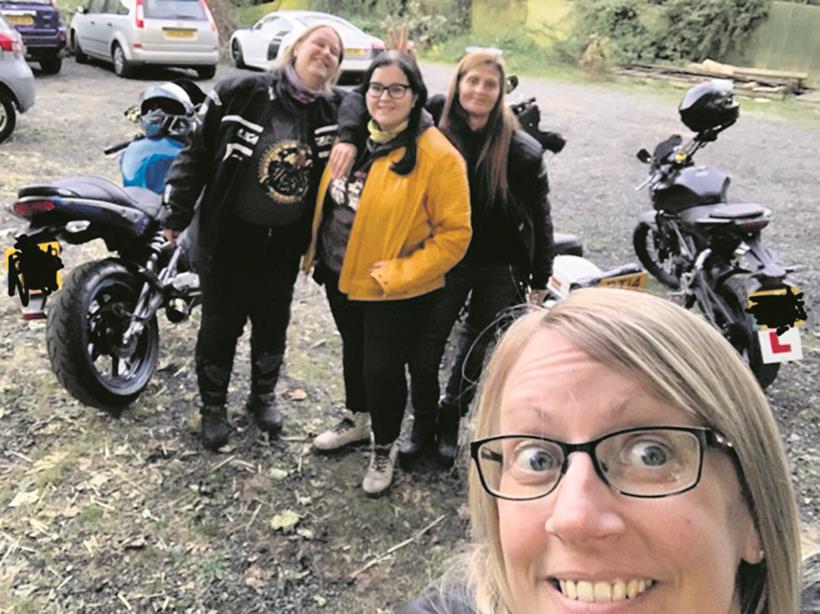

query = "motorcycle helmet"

[
  {"left": 678, "top": 79, "right": 739, "bottom": 133},
  {"left": 138, "top": 82, "right": 195, "bottom": 140}
]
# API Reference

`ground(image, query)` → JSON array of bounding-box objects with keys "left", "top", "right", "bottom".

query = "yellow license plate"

[
  {"left": 164, "top": 28, "right": 195, "bottom": 39},
  {"left": 599, "top": 271, "right": 648, "bottom": 290},
  {"left": 747, "top": 286, "right": 805, "bottom": 330},
  {"left": 3, "top": 241, "right": 63, "bottom": 292},
  {"left": 346, "top": 48, "right": 367, "bottom": 57},
  {"left": 5, "top": 14, "right": 34, "bottom": 26}
]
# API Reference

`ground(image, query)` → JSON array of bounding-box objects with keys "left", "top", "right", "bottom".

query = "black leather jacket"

[{"left": 160, "top": 70, "right": 355, "bottom": 270}]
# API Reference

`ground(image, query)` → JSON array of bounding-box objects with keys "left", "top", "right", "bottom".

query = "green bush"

[
  {"left": 309, "top": 0, "right": 469, "bottom": 50},
  {"left": 566, "top": 0, "right": 772, "bottom": 65}
]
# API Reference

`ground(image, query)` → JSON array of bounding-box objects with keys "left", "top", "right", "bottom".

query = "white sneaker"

[
  {"left": 362, "top": 442, "right": 398, "bottom": 497},
  {"left": 313, "top": 411, "right": 371, "bottom": 452}
]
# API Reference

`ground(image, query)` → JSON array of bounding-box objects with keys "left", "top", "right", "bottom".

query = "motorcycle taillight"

[
  {"left": 12, "top": 199, "right": 57, "bottom": 220},
  {"left": 736, "top": 218, "right": 770, "bottom": 232}
]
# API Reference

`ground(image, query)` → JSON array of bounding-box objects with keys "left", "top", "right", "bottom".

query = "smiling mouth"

[{"left": 551, "top": 578, "right": 656, "bottom": 603}]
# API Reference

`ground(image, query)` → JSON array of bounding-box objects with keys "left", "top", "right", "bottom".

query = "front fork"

[{"left": 121, "top": 233, "right": 183, "bottom": 346}]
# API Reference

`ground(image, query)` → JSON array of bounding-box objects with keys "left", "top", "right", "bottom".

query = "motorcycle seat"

[
  {"left": 19, "top": 176, "right": 162, "bottom": 219},
  {"left": 554, "top": 232, "right": 583, "bottom": 257},
  {"left": 680, "top": 203, "right": 767, "bottom": 226},
  {"left": 707, "top": 203, "right": 767, "bottom": 219}
]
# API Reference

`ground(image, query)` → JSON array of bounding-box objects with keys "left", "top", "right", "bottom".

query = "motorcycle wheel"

[
  {"left": 717, "top": 277, "right": 779, "bottom": 390},
  {"left": 46, "top": 259, "right": 159, "bottom": 411},
  {"left": 633, "top": 222, "right": 682, "bottom": 289}
]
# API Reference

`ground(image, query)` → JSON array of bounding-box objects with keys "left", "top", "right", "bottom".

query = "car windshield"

[
  {"left": 299, "top": 15, "right": 362, "bottom": 37},
  {"left": 143, "top": 0, "right": 206, "bottom": 20}
]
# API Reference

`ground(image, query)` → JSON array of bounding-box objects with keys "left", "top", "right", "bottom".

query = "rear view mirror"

[
  {"left": 506, "top": 75, "right": 518, "bottom": 95},
  {"left": 636, "top": 149, "right": 651, "bottom": 163}
]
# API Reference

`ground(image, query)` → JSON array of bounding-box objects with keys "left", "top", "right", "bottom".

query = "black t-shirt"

[{"left": 234, "top": 107, "right": 315, "bottom": 227}]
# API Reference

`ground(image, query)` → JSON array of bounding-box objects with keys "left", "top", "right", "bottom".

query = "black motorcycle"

[
  {"left": 5, "top": 84, "right": 203, "bottom": 411},
  {"left": 632, "top": 79, "right": 805, "bottom": 389}
]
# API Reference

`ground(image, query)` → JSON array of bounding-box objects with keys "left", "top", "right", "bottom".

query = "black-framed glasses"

[
  {"left": 366, "top": 82, "right": 412, "bottom": 100},
  {"left": 470, "top": 426, "right": 734, "bottom": 501}
]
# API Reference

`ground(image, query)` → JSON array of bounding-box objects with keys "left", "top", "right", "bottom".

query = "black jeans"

[
  {"left": 322, "top": 268, "right": 439, "bottom": 446},
  {"left": 323, "top": 269, "right": 367, "bottom": 414},
  {"left": 195, "top": 218, "right": 302, "bottom": 407},
  {"left": 412, "top": 261, "right": 524, "bottom": 417}
]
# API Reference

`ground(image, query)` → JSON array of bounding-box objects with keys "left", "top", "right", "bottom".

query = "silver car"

[
  {"left": 0, "top": 13, "right": 35, "bottom": 143},
  {"left": 69, "top": 0, "right": 219, "bottom": 79}
]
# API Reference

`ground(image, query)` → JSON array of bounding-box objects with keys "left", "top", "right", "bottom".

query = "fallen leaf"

[
  {"left": 268, "top": 468, "right": 289, "bottom": 480},
  {"left": 288, "top": 389, "right": 308, "bottom": 401},
  {"left": 9, "top": 490, "right": 39, "bottom": 508},
  {"left": 244, "top": 564, "right": 271, "bottom": 594},
  {"left": 296, "top": 528, "right": 314, "bottom": 540},
  {"left": 313, "top": 595, "right": 328, "bottom": 607},
  {"left": 270, "top": 510, "right": 300, "bottom": 532}
]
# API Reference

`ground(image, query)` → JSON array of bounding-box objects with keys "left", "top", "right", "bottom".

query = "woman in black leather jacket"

[{"left": 399, "top": 50, "right": 555, "bottom": 469}]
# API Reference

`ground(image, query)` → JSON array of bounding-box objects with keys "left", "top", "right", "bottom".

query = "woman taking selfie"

[
  {"left": 304, "top": 51, "right": 471, "bottom": 496},
  {"left": 402, "top": 50, "right": 555, "bottom": 469},
  {"left": 160, "top": 25, "right": 350, "bottom": 450},
  {"left": 403, "top": 288, "right": 801, "bottom": 613}
]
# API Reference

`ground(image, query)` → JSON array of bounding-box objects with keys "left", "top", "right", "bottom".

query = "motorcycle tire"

[
  {"left": 717, "top": 276, "right": 779, "bottom": 390},
  {"left": 633, "top": 222, "right": 681, "bottom": 289},
  {"left": 46, "top": 259, "right": 159, "bottom": 411}
]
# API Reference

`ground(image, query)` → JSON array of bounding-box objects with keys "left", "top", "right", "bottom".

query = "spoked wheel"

[
  {"left": 112, "top": 43, "right": 134, "bottom": 78},
  {"left": 715, "top": 277, "right": 779, "bottom": 390},
  {"left": 633, "top": 222, "right": 683, "bottom": 289},
  {"left": 47, "top": 260, "right": 159, "bottom": 411}
]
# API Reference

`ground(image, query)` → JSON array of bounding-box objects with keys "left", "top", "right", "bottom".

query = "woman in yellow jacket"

[{"left": 304, "top": 51, "right": 471, "bottom": 496}]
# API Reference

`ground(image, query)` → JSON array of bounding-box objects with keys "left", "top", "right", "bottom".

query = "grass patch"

[{"left": 78, "top": 505, "right": 103, "bottom": 523}]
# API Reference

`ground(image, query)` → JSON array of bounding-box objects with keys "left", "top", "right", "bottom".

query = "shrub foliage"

[{"left": 568, "top": 0, "right": 772, "bottom": 64}]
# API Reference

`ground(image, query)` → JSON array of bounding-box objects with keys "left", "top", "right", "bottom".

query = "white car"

[
  {"left": 229, "top": 10, "right": 384, "bottom": 83},
  {"left": 69, "top": 0, "right": 219, "bottom": 79}
]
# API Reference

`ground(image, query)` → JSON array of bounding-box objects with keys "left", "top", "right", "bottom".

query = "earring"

[{"left": 753, "top": 549, "right": 766, "bottom": 564}]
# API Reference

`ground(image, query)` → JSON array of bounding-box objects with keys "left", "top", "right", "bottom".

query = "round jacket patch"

[{"left": 257, "top": 139, "right": 313, "bottom": 204}]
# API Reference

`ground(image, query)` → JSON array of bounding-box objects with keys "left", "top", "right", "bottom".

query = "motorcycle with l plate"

[
  {"left": 632, "top": 79, "right": 806, "bottom": 389},
  {"left": 3, "top": 81, "right": 203, "bottom": 411}
]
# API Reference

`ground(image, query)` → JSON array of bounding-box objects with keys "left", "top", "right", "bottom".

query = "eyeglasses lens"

[
  {"left": 367, "top": 83, "right": 409, "bottom": 99},
  {"left": 476, "top": 429, "right": 703, "bottom": 500}
]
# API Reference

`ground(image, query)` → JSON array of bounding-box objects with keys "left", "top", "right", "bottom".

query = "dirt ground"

[{"left": 0, "top": 58, "right": 818, "bottom": 613}]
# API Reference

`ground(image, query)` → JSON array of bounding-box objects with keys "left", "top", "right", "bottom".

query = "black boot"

[
  {"left": 436, "top": 403, "right": 461, "bottom": 468},
  {"left": 245, "top": 391, "right": 283, "bottom": 435},
  {"left": 200, "top": 404, "right": 230, "bottom": 451},
  {"left": 398, "top": 411, "right": 436, "bottom": 469}
]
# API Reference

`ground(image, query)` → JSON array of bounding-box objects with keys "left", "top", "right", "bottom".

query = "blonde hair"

[
  {"left": 275, "top": 23, "right": 344, "bottom": 90},
  {"left": 464, "top": 288, "right": 800, "bottom": 614},
  {"left": 439, "top": 51, "right": 517, "bottom": 207}
]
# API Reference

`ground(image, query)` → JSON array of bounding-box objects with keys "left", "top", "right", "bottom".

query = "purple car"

[{"left": 0, "top": 0, "right": 66, "bottom": 74}]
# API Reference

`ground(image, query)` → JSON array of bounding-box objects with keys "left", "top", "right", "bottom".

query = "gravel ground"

[{"left": 0, "top": 57, "right": 818, "bottom": 612}]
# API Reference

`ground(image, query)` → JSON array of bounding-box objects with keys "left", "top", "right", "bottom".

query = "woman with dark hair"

[
  {"left": 303, "top": 51, "right": 471, "bottom": 496},
  {"left": 401, "top": 50, "right": 555, "bottom": 469},
  {"left": 160, "top": 24, "right": 355, "bottom": 451}
]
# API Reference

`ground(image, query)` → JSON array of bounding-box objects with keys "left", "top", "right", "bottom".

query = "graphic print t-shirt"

[{"left": 234, "top": 124, "right": 314, "bottom": 227}]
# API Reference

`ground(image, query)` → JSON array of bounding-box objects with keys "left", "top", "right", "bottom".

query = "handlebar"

[{"left": 104, "top": 134, "right": 145, "bottom": 155}]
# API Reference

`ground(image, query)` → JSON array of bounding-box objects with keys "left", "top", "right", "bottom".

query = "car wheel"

[
  {"left": 230, "top": 39, "right": 245, "bottom": 68},
  {"left": 0, "top": 91, "right": 16, "bottom": 144},
  {"left": 40, "top": 55, "right": 63, "bottom": 75},
  {"left": 73, "top": 31, "right": 89, "bottom": 64},
  {"left": 112, "top": 43, "right": 133, "bottom": 78},
  {"left": 195, "top": 64, "right": 216, "bottom": 80}
]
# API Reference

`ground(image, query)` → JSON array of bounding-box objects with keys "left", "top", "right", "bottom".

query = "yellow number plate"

[
  {"left": 747, "top": 286, "right": 805, "bottom": 329},
  {"left": 599, "top": 271, "right": 648, "bottom": 290},
  {"left": 164, "top": 28, "right": 195, "bottom": 39},
  {"left": 5, "top": 14, "right": 34, "bottom": 26},
  {"left": 346, "top": 48, "right": 368, "bottom": 57},
  {"left": 3, "top": 241, "right": 63, "bottom": 291}
]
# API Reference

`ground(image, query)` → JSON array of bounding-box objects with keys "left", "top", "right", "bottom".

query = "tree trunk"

[{"left": 204, "top": 0, "right": 236, "bottom": 50}]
